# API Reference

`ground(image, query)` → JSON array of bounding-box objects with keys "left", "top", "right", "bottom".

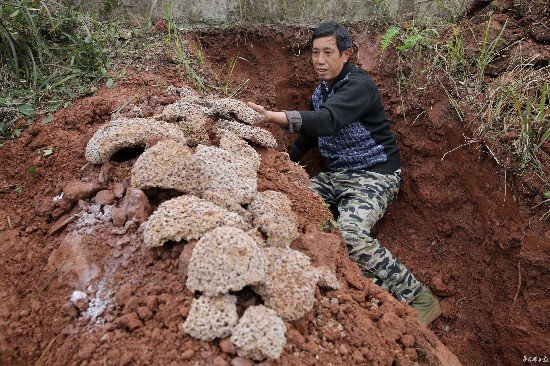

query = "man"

[{"left": 248, "top": 21, "right": 441, "bottom": 324}]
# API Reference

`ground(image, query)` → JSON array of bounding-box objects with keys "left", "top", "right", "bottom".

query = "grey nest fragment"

[
  {"left": 209, "top": 98, "right": 262, "bottom": 125},
  {"left": 218, "top": 129, "right": 261, "bottom": 171},
  {"left": 186, "top": 226, "right": 265, "bottom": 296},
  {"left": 142, "top": 196, "right": 250, "bottom": 248},
  {"left": 214, "top": 119, "right": 277, "bottom": 149},
  {"left": 248, "top": 190, "right": 299, "bottom": 248},
  {"left": 253, "top": 247, "right": 320, "bottom": 321},
  {"left": 231, "top": 305, "right": 286, "bottom": 361},
  {"left": 85, "top": 118, "right": 188, "bottom": 164},
  {"left": 158, "top": 99, "right": 210, "bottom": 146},
  {"left": 182, "top": 295, "right": 238, "bottom": 341},
  {"left": 184, "top": 145, "right": 258, "bottom": 209},
  {"left": 131, "top": 140, "right": 193, "bottom": 192}
]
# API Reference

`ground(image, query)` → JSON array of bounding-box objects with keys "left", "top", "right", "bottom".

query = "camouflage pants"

[{"left": 311, "top": 169, "right": 424, "bottom": 303}]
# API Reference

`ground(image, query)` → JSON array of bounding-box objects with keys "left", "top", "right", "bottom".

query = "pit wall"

[{"left": 72, "top": 0, "right": 475, "bottom": 26}]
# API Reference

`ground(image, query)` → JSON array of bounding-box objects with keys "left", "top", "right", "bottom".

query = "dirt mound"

[{"left": 1, "top": 6, "right": 548, "bottom": 365}]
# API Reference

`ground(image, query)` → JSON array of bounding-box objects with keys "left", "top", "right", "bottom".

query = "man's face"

[{"left": 311, "top": 36, "right": 351, "bottom": 82}]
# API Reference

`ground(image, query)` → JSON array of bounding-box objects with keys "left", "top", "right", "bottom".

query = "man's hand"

[{"left": 247, "top": 102, "right": 289, "bottom": 128}]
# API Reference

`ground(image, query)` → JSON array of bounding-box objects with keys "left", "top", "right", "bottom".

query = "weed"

[
  {"left": 0, "top": 1, "right": 110, "bottom": 139},
  {"left": 172, "top": 35, "right": 205, "bottom": 90},
  {"left": 476, "top": 17, "right": 507, "bottom": 85},
  {"left": 440, "top": 25, "right": 464, "bottom": 73},
  {"left": 481, "top": 62, "right": 549, "bottom": 170},
  {"left": 380, "top": 21, "right": 438, "bottom": 55}
]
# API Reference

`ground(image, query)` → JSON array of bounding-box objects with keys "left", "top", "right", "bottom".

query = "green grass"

[
  {"left": 0, "top": 0, "right": 111, "bottom": 139},
  {"left": 481, "top": 63, "right": 549, "bottom": 170}
]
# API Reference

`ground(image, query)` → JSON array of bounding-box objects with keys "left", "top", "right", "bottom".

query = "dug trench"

[{"left": 0, "top": 24, "right": 547, "bottom": 366}]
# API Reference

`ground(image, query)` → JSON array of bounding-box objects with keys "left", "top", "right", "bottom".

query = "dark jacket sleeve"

[
  {"left": 288, "top": 134, "right": 318, "bottom": 162},
  {"left": 298, "top": 75, "right": 375, "bottom": 137}
]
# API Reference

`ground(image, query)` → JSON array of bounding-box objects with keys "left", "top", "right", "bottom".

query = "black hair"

[{"left": 311, "top": 21, "right": 353, "bottom": 55}]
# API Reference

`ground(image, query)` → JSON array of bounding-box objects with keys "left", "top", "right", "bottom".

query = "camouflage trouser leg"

[{"left": 311, "top": 169, "right": 424, "bottom": 303}]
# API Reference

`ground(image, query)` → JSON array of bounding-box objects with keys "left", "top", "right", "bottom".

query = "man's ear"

[{"left": 343, "top": 48, "right": 353, "bottom": 61}]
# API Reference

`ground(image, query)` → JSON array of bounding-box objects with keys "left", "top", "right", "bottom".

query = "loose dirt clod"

[
  {"left": 142, "top": 195, "right": 250, "bottom": 248},
  {"left": 186, "top": 226, "right": 265, "bottom": 296},
  {"left": 85, "top": 118, "right": 188, "bottom": 164},
  {"left": 231, "top": 305, "right": 286, "bottom": 361},
  {"left": 182, "top": 295, "right": 239, "bottom": 341}
]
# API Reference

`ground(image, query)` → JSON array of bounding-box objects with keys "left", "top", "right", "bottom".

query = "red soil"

[{"left": 0, "top": 4, "right": 548, "bottom": 366}]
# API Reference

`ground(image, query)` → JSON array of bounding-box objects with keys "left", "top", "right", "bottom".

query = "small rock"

[
  {"left": 111, "top": 207, "right": 126, "bottom": 227},
  {"left": 339, "top": 344, "right": 349, "bottom": 355},
  {"left": 70, "top": 291, "right": 89, "bottom": 313},
  {"left": 137, "top": 306, "right": 153, "bottom": 321},
  {"left": 19, "top": 309, "right": 30, "bottom": 318},
  {"left": 111, "top": 226, "right": 127, "bottom": 235},
  {"left": 62, "top": 303, "right": 79, "bottom": 318},
  {"left": 63, "top": 180, "right": 101, "bottom": 202},
  {"left": 120, "top": 351, "right": 134, "bottom": 366},
  {"left": 219, "top": 337, "right": 236, "bottom": 354},
  {"left": 95, "top": 190, "right": 115, "bottom": 205},
  {"left": 352, "top": 350, "right": 364, "bottom": 363},
  {"left": 231, "top": 357, "right": 254, "bottom": 366},
  {"left": 213, "top": 356, "right": 229, "bottom": 366},
  {"left": 113, "top": 183, "right": 125, "bottom": 198},
  {"left": 400, "top": 334, "right": 415, "bottom": 348},
  {"left": 121, "top": 188, "right": 152, "bottom": 224},
  {"left": 145, "top": 295, "right": 158, "bottom": 311},
  {"left": 178, "top": 305, "right": 190, "bottom": 318},
  {"left": 100, "top": 333, "right": 111, "bottom": 343},
  {"left": 181, "top": 349, "right": 195, "bottom": 360},
  {"left": 116, "top": 312, "right": 143, "bottom": 330}
]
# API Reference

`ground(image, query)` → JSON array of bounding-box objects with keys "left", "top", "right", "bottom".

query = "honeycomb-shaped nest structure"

[
  {"left": 186, "top": 226, "right": 265, "bottom": 296},
  {"left": 182, "top": 295, "right": 238, "bottom": 341},
  {"left": 131, "top": 140, "right": 193, "bottom": 192},
  {"left": 85, "top": 118, "right": 188, "bottom": 164},
  {"left": 214, "top": 119, "right": 277, "bottom": 149},
  {"left": 159, "top": 99, "right": 210, "bottom": 146},
  {"left": 218, "top": 130, "right": 261, "bottom": 171},
  {"left": 231, "top": 305, "right": 286, "bottom": 361},
  {"left": 253, "top": 247, "right": 320, "bottom": 321},
  {"left": 209, "top": 98, "right": 262, "bottom": 125},
  {"left": 248, "top": 190, "right": 299, "bottom": 248},
  {"left": 142, "top": 196, "right": 250, "bottom": 248},
  {"left": 185, "top": 145, "right": 258, "bottom": 207}
]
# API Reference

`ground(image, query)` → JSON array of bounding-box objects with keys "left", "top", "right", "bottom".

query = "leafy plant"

[
  {"left": 380, "top": 26, "right": 400, "bottom": 51},
  {"left": 380, "top": 22, "right": 438, "bottom": 54}
]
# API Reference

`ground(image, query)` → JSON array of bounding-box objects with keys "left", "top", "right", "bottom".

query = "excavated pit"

[{"left": 0, "top": 13, "right": 548, "bottom": 366}]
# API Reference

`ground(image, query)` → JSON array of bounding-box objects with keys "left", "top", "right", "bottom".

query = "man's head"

[{"left": 311, "top": 21, "right": 353, "bottom": 82}]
